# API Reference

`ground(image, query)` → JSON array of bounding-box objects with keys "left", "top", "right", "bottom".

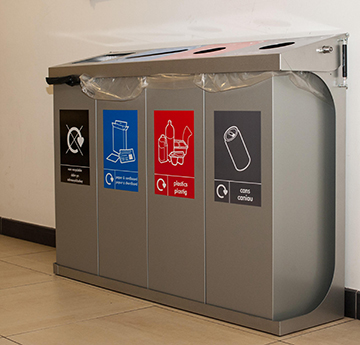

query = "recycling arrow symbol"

[
  {"left": 105, "top": 173, "right": 114, "bottom": 185},
  {"left": 216, "top": 184, "right": 228, "bottom": 199},
  {"left": 157, "top": 178, "right": 166, "bottom": 192}
]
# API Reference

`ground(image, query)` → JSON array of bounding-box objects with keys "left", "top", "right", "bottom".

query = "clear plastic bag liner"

[
  {"left": 80, "top": 74, "right": 147, "bottom": 101},
  {"left": 147, "top": 74, "right": 195, "bottom": 90},
  {"left": 287, "top": 72, "right": 332, "bottom": 105},
  {"left": 194, "top": 72, "right": 332, "bottom": 105},
  {"left": 193, "top": 72, "right": 275, "bottom": 92},
  {"left": 80, "top": 72, "right": 332, "bottom": 105}
]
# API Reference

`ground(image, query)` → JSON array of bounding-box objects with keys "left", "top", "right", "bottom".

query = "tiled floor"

[{"left": 0, "top": 234, "right": 359, "bottom": 345}]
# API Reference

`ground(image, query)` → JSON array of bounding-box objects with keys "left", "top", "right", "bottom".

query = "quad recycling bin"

[{"left": 48, "top": 34, "right": 348, "bottom": 335}]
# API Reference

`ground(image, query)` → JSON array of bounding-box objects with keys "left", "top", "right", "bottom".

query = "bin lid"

[{"left": 48, "top": 34, "right": 346, "bottom": 78}]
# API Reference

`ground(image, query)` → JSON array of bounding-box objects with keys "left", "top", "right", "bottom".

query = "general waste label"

[
  {"left": 60, "top": 110, "right": 90, "bottom": 185},
  {"left": 154, "top": 110, "right": 194, "bottom": 199},
  {"left": 103, "top": 110, "right": 138, "bottom": 192},
  {"left": 214, "top": 111, "right": 261, "bottom": 207}
]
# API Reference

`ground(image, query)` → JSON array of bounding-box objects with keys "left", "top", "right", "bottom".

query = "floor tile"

[
  {"left": 1, "top": 250, "right": 56, "bottom": 275},
  {"left": 3, "top": 236, "right": 360, "bottom": 344},
  {"left": 157, "top": 304, "right": 278, "bottom": 341},
  {"left": 0, "top": 235, "right": 53, "bottom": 258},
  {"left": 0, "top": 260, "right": 53, "bottom": 290},
  {"left": 281, "top": 317, "right": 351, "bottom": 339},
  {"left": 285, "top": 320, "right": 360, "bottom": 345},
  {"left": 0, "top": 277, "right": 152, "bottom": 336},
  {"left": 11, "top": 306, "right": 275, "bottom": 345},
  {"left": 0, "top": 338, "right": 20, "bottom": 345}
]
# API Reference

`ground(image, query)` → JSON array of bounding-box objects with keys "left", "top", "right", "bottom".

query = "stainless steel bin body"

[{"left": 50, "top": 34, "right": 347, "bottom": 335}]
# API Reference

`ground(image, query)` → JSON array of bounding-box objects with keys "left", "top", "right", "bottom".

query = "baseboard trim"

[
  {"left": 0, "top": 217, "right": 55, "bottom": 247},
  {"left": 344, "top": 287, "right": 360, "bottom": 320}
]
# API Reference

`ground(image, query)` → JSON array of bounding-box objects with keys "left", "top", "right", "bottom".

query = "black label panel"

[
  {"left": 60, "top": 110, "right": 90, "bottom": 185},
  {"left": 61, "top": 166, "right": 90, "bottom": 185},
  {"left": 214, "top": 111, "right": 261, "bottom": 207}
]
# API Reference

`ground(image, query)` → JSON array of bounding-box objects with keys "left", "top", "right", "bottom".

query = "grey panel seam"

[
  {"left": 95, "top": 99, "right": 100, "bottom": 276},
  {"left": 203, "top": 89, "right": 207, "bottom": 304},
  {"left": 271, "top": 77, "right": 275, "bottom": 317},
  {"left": 145, "top": 88, "right": 149, "bottom": 289}
]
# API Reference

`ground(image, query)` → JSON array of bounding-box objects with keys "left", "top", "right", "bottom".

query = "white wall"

[{"left": 0, "top": 0, "right": 359, "bottom": 288}]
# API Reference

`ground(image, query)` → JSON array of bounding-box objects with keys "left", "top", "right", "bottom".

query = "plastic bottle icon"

[
  {"left": 224, "top": 126, "right": 251, "bottom": 172},
  {"left": 165, "top": 120, "right": 175, "bottom": 157},
  {"left": 158, "top": 134, "right": 168, "bottom": 163}
]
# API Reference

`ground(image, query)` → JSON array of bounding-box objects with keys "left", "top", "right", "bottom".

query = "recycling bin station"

[{"left": 47, "top": 34, "right": 348, "bottom": 335}]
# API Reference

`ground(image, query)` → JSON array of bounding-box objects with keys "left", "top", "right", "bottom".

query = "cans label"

[{"left": 214, "top": 111, "right": 261, "bottom": 207}]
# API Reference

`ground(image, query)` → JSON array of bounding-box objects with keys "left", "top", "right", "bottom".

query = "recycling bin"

[{"left": 48, "top": 34, "right": 347, "bottom": 335}]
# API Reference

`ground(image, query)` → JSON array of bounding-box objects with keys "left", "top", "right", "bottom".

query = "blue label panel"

[{"left": 103, "top": 110, "right": 138, "bottom": 192}]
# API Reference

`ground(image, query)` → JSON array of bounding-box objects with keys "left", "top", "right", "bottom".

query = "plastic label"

[{"left": 154, "top": 110, "right": 195, "bottom": 199}]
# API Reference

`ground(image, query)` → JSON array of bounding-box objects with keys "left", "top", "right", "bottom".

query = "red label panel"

[
  {"left": 168, "top": 176, "right": 195, "bottom": 199},
  {"left": 155, "top": 174, "right": 168, "bottom": 196},
  {"left": 154, "top": 110, "right": 194, "bottom": 199}
]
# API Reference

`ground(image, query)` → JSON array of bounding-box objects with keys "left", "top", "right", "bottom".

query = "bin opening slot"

[
  {"left": 259, "top": 42, "right": 295, "bottom": 50},
  {"left": 126, "top": 49, "right": 189, "bottom": 59},
  {"left": 193, "top": 47, "right": 226, "bottom": 55},
  {"left": 72, "top": 53, "right": 135, "bottom": 64}
]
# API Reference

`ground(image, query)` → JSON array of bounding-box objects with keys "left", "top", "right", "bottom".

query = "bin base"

[{"left": 53, "top": 263, "right": 343, "bottom": 336}]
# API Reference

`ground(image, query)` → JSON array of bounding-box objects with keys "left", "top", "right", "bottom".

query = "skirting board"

[
  {"left": 345, "top": 288, "right": 360, "bottom": 320},
  {"left": 0, "top": 217, "right": 55, "bottom": 247}
]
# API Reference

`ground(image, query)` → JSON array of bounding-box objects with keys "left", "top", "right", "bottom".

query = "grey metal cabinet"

[{"left": 49, "top": 34, "right": 347, "bottom": 335}]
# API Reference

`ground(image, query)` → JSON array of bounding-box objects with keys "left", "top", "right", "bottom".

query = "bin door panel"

[
  {"left": 98, "top": 93, "right": 147, "bottom": 287},
  {"left": 54, "top": 85, "right": 98, "bottom": 274},
  {"left": 205, "top": 79, "right": 274, "bottom": 318},
  {"left": 148, "top": 87, "right": 205, "bottom": 302},
  {"left": 273, "top": 75, "right": 336, "bottom": 320}
]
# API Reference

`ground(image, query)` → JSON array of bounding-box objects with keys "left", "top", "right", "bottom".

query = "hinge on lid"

[{"left": 338, "top": 33, "right": 349, "bottom": 89}]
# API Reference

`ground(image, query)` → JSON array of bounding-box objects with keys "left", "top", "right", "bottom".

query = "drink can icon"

[{"left": 223, "top": 126, "right": 251, "bottom": 172}]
